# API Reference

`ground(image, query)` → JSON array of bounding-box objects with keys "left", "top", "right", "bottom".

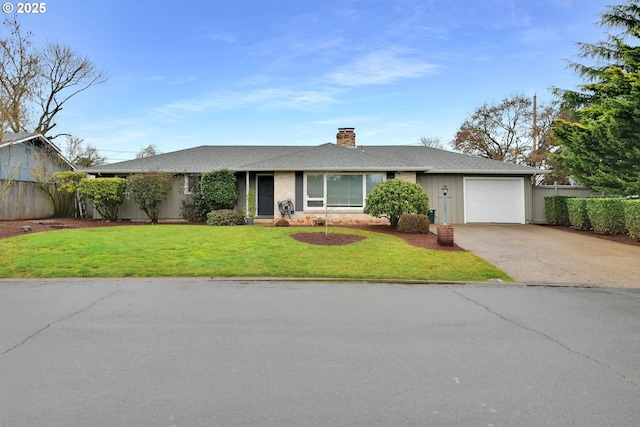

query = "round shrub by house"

[{"left": 364, "top": 179, "right": 429, "bottom": 228}]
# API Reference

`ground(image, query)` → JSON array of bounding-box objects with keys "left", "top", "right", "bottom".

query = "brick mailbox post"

[{"left": 437, "top": 224, "right": 454, "bottom": 246}]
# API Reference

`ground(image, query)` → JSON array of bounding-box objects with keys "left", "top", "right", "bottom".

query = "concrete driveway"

[{"left": 452, "top": 224, "right": 640, "bottom": 287}]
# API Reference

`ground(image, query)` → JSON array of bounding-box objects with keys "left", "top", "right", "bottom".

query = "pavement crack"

[
  {"left": 451, "top": 289, "right": 638, "bottom": 388},
  {"left": 0, "top": 289, "right": 119, "bottom": 357}
]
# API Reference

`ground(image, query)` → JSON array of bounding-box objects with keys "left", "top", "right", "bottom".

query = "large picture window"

[{"left": 304, "top": 173, "right": 385, "bottom": 209}]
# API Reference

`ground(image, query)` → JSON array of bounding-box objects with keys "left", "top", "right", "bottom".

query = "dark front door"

[{"left": 257, "top": 175, "right": 274, "bottom": 216}]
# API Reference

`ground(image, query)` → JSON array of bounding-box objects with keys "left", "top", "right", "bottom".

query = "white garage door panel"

[{"left": 464, "top": 178, "right": 525, "bottom": 223}]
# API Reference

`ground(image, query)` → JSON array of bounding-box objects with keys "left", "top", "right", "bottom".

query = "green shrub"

[
  {"left": 567, "top": 198, "right": 591, "bottom": 231},
  {"left": 77, "top": 178, "right": 126, "bottom": 221},
  {"left": 247, "top": 188, "right": 257, "bottom": 218},
  {"left": 585, "top": 198, "right": 627, "bottom": 235},
  {"left": 206, "top": 209, "right": 246, "bottom": 226},
  {"left": 624, "top": 200, "right": 640, "bottom": 241},
  {"left": 201, "top": 169, "right": 238, "bottom": 211},
  {"left": 125, "top": 172, "right": 172, "bottom": 223},
  {"left": 364, "top": 179, "right": 429, "bottom": 228},
  {"left": 180, "top": 180, "right": 208, "bottom": 222},
  {"left": 544, "top": 195, "right": 572, "bottom": 225},
  {"left": 53, "top": 171, "right": 86, "bottom": 193},
  {"left": 274, "top": 219, "right": 290, "bottom": 227},
  {"left": 397, "top": 213, "right": 430, "bottom": 234}
]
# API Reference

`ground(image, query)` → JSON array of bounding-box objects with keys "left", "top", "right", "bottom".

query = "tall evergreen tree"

[{"left": 553, "top": 0, "right": 640, "bottom": 196}]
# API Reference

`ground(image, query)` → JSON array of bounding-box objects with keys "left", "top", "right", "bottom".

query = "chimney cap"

[{"left": 338, "top": 127, "right": 355, "bottom": 132}]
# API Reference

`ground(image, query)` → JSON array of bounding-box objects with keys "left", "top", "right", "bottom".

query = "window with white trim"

[{"left": 304, "top": 173, "right": 385, "bottom": 209}]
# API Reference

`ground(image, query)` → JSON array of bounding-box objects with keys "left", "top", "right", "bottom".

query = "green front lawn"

[{"left": 0, "top": 225, "right": 512, "bottom": 281}]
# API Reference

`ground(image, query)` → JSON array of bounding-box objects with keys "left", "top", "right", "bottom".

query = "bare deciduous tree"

[
  {"left": 419, "top": 136, "right": 445, "bottom": 149},
  {"left": 136, "top": 144, "right": 161, "bottom": 158},
  {"left": 453, "top": 94, "right": 536, "bottom": 163},
  {"left": 63, "top": 135, "right": 106, "bottom": 167},
  {"left": 0, "top": 18, "right": 107, "bottom": 138},
  {"left": 0, "top": 18, "right": 39, "bottom": 133}
]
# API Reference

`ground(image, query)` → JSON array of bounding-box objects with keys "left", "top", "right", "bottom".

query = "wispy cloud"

[
  {"left": 207, "top": 32, "right": 236, "bottom": 43},
  {"left": 126, "top": 74, "right": 199, "bottom": 85},
  {"left": 519, "top": 27, "right": 559, "bottom": 45},
  {"left": 148, "top": 86, "right": 342, "bottom": 120},
  {"left": 328, "top": 47, "right": 438, "bottom": 86}
]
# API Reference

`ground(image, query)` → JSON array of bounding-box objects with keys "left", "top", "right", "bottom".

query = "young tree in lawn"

[
  {"left": 125, "top": 172, "right": 172, "bottom": 223},
  {"left": 364, "top": 179, "right": 429, "bottom": 228},
  {"left": 553, "top": 1, "right": 640, "bottom": 196}
]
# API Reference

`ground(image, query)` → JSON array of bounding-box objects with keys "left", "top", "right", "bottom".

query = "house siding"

[
  {"left": 0, "top": 142, "right": 65, "bottom": 182},
  {"left": 90, "top": 170, "right": 535, "bottom": 225},
  {"left": 418, "top": 173, "right": 534, "bottom": 224},
  {"left": 113, "top": 176, "right": 187, "bottom": 221},
  {"left": 102, "top": 172, "right": 249, "bottom": 222},
  {"left": 418, "top": 174, "right": 465, "bottom": 224}
]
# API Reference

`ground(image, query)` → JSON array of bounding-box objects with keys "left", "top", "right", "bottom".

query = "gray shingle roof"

[
  {"left": 0, "top": 132, "right": 37, "bottom": 145},
  {"left": 82, "top": 143, "right": 542, "bottom": 175},
  {"left": 241, "top": 143, "right": 426, "bottom": 171},
  {"left": 359, "top": 146, "right": 542, "bottom": 174}
]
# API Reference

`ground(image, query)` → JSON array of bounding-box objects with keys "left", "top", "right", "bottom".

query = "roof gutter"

[{"left": 424, "top": 169, "right": 549, "bottom": 175}]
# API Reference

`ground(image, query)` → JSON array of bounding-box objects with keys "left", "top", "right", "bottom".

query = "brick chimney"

[{"left": 336, "top": 128, "right": 356, "bottom": 147}]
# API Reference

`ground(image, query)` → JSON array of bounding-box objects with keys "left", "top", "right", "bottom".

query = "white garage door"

[{"left": 464, "top": 177, "right": 525, "bottom": 223}]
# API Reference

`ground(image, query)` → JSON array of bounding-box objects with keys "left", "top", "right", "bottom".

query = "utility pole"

[{"left": 532, "top": 94, "right": 537, "bottom": 151}]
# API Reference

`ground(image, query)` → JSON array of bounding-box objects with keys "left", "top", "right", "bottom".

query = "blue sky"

[{"left": 15, "top": 0, "right": 608, "bottom": 162}]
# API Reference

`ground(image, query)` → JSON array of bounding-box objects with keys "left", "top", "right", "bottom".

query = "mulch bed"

[{"left": 0, "top": 219, "right": 186, "bottom": 240}]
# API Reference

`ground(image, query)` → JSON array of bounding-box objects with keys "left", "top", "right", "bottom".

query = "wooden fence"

[
  {"left": 0, "top": 180, "right": 53, "bottom": 220},
  {"left": 531, "top": 184, "right": 603, "bottom": 224}
]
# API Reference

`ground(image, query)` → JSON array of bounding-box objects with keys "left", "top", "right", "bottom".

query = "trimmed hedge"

[
  {"left": 201, "top": 169, "right": 238, "bottom": 211},
  {"left": 624, "top": 200, "right": 640, "bottom": 241},
  {"left": 397, "top": 213, "right": 430, "bottom": 234},
  {"left": 77, "top": 178, "right": 126, "bottom": 221},
  {"left": 206, "top": 209, "right": 246, "bottom": 226},
  {"left": 544, "top": 195, "right": 572, "bottom": 225},
  {"left": 585, "top": 198, "right": 627, "bottom": 235},
  {"left": 567, "top": 198, "right": 591, "bottom": 231}
]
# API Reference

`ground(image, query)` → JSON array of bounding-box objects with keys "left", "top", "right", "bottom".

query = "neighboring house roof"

[
  {"left": 81, "top": 143, "right": 543, "bottom": 175},
  {"left": 0, "top": 132, "right": 74, "bottom": 170}
]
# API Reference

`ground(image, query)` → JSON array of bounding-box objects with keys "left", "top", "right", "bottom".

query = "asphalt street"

[{"left": 1, "top": 279, "right": 639, "bottom": 426}]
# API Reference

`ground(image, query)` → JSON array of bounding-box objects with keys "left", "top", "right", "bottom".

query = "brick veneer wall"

[
  {"left": 272, "top": 171, "right": 390, "bottom": 225},
  {"left": 396, "top": 171, "right": 416, "bottom": 183}
]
